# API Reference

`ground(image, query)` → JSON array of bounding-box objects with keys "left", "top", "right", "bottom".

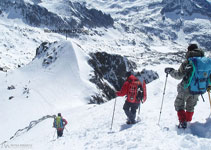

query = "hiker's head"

[
  {"left": 188, "top": 44, "right": 198, "bottom": 51},
  {"left": 185, "top": 44, "right": 204, "bottom": 59},
  {"left": 58, "top": 113, "right": 61, "bottom": 117},
  {"left": 125, "top": 71, "right": 131, "bottom": 78}
]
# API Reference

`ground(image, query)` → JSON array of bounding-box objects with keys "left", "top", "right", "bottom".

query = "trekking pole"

[
  {"left": 64, "top": 127, "right": 70, "bottom": 136},
  {"left": 201, "top": 94, "right": 205, "bottom": 102},
  {"left": 208, "top": 90, "right": 211, "bottom": 115},
  {"left": 110, "top": 97, "right": 117, "bottom": 131},
  {"left": 64, "top": 127, "right": 69, "bottom": 133},
  {"left": 53, "top": 129, "right": 56, "bottom": 140},
  {"left": 158, "top": 73, "right": 169, "bottom": 125},
  {"left": 137, "top": 102, "right": 141, "bottom": 121}
]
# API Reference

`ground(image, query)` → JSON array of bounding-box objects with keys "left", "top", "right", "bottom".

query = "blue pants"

[
  {"left": 123, "top": 101, "right": 140, "bottom": 122},
  {"left": 57, "top": 129, "right": 63, "bottom": 137}
]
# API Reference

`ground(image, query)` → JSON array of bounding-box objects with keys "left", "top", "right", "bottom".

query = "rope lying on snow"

[{"left": 0, "top": 115, "right": 56, "bottom": 146}]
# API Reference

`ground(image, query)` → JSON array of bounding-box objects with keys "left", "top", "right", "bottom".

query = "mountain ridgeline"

[
  {"left": 35, "top": 42, "right": 159, "bottom": 104},
  {"left": 0, "top": 0, "right": 114, "bottom": 30}
]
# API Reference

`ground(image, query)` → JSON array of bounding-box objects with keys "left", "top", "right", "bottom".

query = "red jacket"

[{"left": 116, "top": 75, "right": 141, "bottom": 103}]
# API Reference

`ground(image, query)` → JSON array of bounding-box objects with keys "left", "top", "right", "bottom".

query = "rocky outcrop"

[
  {"left": 88, "top": 52, "right": 159, "bottom": 104},
  {"left": 88, "top": 52, "right": 134, "bottom": 104},
  {"left": 35, "top": 41, "right": 59, "bottom": 67}
]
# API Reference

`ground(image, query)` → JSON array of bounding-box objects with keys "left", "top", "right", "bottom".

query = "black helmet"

[{"left": 58, "top": 113, "right": 61, "bottom": 116}]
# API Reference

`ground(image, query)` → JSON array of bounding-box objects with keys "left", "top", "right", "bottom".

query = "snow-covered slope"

[
  {"left": 2, "top": 65, "right": 211, "bottom": 150},
  {"left": 0, "top": 40, "right": 97, "bottom": 144},
  {"left": 0, "top": 15, "right": 66, "bottom": 70},
  {"left": 1, "top": 0, "right": 211, "bottom": 149}
]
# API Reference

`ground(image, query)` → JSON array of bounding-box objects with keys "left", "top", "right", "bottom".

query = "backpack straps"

[
  {"left": 184, "top": 60, "right": 196, "bottom": 89},
  {"left": 208, "top": 76, "right": 211, "bottom": 86},
  {"left": 60, "top": 118, "right": 63, "bottom": 128}
]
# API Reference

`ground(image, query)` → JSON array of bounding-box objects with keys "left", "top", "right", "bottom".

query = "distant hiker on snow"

[
  {"left": 53, "top": 113, "right": 68, "bottom": 138},
  {"left": 116, "top": 71, "right": 146, "bottom": 124},
  {"left": 165, "top": 44, "right": 211, "bottom": 129}
]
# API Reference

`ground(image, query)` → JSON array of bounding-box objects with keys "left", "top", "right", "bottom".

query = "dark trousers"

[
  {"left": 123, "top": 101, "right": 140, "bottom": 122},
  {"left": 57, "top": 129, "right": 64, "bottom": 137}
]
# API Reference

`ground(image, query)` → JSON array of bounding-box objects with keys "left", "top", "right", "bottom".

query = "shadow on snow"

[{"left": 189, "top": 118, "right": 211, "bottom": 138}]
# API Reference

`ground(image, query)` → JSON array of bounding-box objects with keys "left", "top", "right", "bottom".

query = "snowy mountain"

[
  {"left": 1, "top": 0, "right": 211, "bottom": 149},
  {"left": 161, "top": 0, "right": 211, "bottom": 17},
  {"left": 0, "top": 0, "right": 113, "bottom": 29},
  {"left": 73, "top": 0, "right": 211, "bottom": 51}
]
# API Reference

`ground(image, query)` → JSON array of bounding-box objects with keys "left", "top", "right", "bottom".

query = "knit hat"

[{"left": 188, "top": 44, "right": 198, "bottom": 51}]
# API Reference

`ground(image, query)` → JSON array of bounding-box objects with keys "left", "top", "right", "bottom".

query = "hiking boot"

[
  {"left": 126, "top": 120, "right": 131, "bottom": 124},
  {"left": 179, "top": 121, "right": 187, "bottom": 129},
  {"left": 130, "top": 120, "right": 136, "bottom": 124}
]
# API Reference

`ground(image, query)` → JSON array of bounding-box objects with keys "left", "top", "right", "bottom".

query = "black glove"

[
  {"left": 164, "top": 67, "right": 174, "bottom": 74},
  {"left": 184, "top": 64, "right": 193, "bottom": 74}
]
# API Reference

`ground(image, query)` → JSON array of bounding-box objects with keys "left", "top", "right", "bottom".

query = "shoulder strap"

[
  {"left": 209, "top": 77, "right": 211, "bottom": 86},
  {"left": 60, "top": 118, "right": 63, "bottom": 128},
  {"left": 184, "top": 60, "right": 196, "bottom": 89}
]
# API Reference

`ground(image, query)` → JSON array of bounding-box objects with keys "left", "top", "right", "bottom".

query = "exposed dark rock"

[
  {"left": 35, "top": 41, "right": 58, "bottom": 67},
  {"left": 8, "top": 85, "right": 15, "bottom": 90},
  {"left": 9, "top": 96, "right": 14, "bottom": 100},
  {"left": 134, "top": 69, "right": 159, "bottom": 84},
  {"left": 89, "top": 52, "right": 136, "bottom": 90},
  {"left": 35, "top": 42, "right": 49, "bottom": 58},
  {"left": 88, "top": 52, "right": 159, "bottom": 104},
  {"left": 0, "top": 67, "right": 9, "bottom": 72}
]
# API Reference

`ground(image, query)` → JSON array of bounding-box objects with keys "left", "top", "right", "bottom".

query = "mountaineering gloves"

[
  {"left": 164, "top": 67, "right": 174, "bottom": 74},
  {"left": 184, "top": 64, "right": 193, "bottom": 74}
]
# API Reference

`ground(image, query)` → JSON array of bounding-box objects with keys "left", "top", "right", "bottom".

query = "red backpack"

[{"left": 127, "top": 79, "right": 147, "bottom": 103}]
